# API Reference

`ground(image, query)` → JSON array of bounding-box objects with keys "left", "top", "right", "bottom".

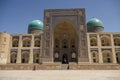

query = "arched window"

[
  {"left": 33, "top": 53, "right": 39, "bottom": 63},
  {"left": 23, "top": 38, "right": 31, "bottom": 47},
  {"left": 91, "top": 51, "right": 99, "bottom": 63},
  {"left": 114, "top": 38, "right": 120, "bottom": 46},
  {"left": 34, "top": 39, "right": 40, "bottom": 47},
  {"left": 101, "top": 37, "right": 110, "bottom": 46},
  {"left": 55, "top": 39, "right": 59, "bottom": 48},
  {"left": 10, "top": 53, "right": 17, "bottom": 63},
  {"left": 62, "top": 39, "right": 68, "bottom": 48},
  {"left": 71, "top": 39, "right": 75, "bottom": 48},
  {"left": 103, "top": 51, "right": 112, "bottom": 63},
  {"left": 12, "top": 39, "right": 19, "bottom": 47},
  {"left": 21, "top": 52, "right": 29, "bottom": 63},
  {"left": 90, "top": 38, "right": 97, "bottom": 46},
  {"left": 116, "top": 52, "right": 120, "bottom": 63}
]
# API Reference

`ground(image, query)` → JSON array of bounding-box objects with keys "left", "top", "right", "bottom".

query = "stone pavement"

[{"left": 0, "top": 70, "right": 120, "bottom": 80}]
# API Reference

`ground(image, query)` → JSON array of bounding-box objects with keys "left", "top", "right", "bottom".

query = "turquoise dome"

[
  {"left": 87, "top": 18, "right": 104, "bottom": 27},
  {"left": 28, "top": 20, "right": 43, "bottom": 29}
]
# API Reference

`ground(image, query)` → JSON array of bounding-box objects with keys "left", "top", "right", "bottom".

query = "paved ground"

[{"left": 0, "top": 70, "right": 120, "bottom": 80}]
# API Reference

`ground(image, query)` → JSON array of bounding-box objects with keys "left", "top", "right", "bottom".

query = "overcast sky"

[{"left": 0, "top": 0, "right": 120, "bottom": 34}]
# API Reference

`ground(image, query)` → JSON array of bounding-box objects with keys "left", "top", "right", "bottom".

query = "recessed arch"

[
  {"left": 21, "top": 51, "right": 29, "bottom": 63},
  {"left": 54, "top": 20, "right": 78, "bottom": 42},
  {"left": 53, "top": 20, "right": 78, "bottom": 63},
  {"left": 116, "top": 52, "right": 120, "bottom": 63},
  {"left": 90, "top": 37, "right": 97, "bottom": 46},
  {"left": 91, "top": 51, "right": 99, "bottom": 63},
  {"left": 33, "top": 52, "right": 40, "bottom": 63},
  {"left": 22, "top": 38, "right": 31, "bottom": 47},
  {"left": 102, "top": 50, "right": 113, "bottom": 63},
  {"left": 101, "top": 36, "right": 111, "bottom": 46},
  {"left": 12, "top": 39, "right": 19, "bottom": 47},
  {"left": 34, "top": 39, "right": 41, "bottom": 47},
  {"left": 114, "top": 37, "right": 120, "bottom": 46},
  {"left": 10, "top": 52, "right": 17, "bottom": 63},
  {"left": 54, "top": 19, "right": 75, "bottom": 29}
]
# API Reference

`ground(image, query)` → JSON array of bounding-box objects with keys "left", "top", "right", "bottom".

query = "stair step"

[{"left": 61, "top": 64, "right": 69, "bottom": 70}]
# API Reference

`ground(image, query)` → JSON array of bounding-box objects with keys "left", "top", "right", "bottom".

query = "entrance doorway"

[{"left": 62, "top": 54, "right": 68, "bottom": 64}]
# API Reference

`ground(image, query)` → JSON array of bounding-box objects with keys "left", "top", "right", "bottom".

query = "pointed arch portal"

[{"left": 54, "top": 20, "right": 78, "bottom": 63}]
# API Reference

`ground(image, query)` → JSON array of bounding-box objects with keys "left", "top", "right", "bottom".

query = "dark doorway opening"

[
  {"left": 22, "top": 59, "right": 25, "bottom": 63},
  {"left": 62, "top": 53, "right": 68, "bottom": 64}
]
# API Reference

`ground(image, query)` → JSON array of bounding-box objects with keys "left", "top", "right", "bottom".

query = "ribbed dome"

[
  {"left": 28, "top": 20, "right": 43, "bottom": 29},
  {"left": 87, "top": 18, "right": 104, "bottom": 27}
]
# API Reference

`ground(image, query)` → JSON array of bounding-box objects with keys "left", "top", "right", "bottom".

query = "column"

[
  {"left": 97, "top": 34, "right": 103, "bottom": 63},
  {"left": 7, "top": 35, "right": 11, "bottom": 63},
  {"left": 17, "top": 35, "right": 22, "bottom": 63},
  {"left": 17, "top": 49, "right": 21, "bottom": 63},
  {"left": 111, "top": 34, "right": 117, "bottom": 63},
  {"left": 87, "top": 34, "right": 92, "bottom": 63},
  {"left": 7, "top": 50, "right": 10, "bottom": 64},
  {"left": 29, "top": 35, "right": 34, "bottom": 63},
  {"left": 29, "top": 49, "right": 33, "bottom": 63},
  {"left": 39, "top": 34, "right": 43, "bottom": 64},
  {"left": 7, "top": 35, "right": 11, "bottom": 64}
]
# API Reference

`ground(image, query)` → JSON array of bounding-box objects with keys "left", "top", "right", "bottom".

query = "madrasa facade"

[{"left": 0, "top": 8, "right": 120, "bottom": 70}]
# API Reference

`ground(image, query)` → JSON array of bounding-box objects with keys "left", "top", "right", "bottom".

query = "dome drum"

[
  {"left": 87, "top": 26, "right": 104, "bottom": 32},
  {"left": 28, "top": 28, "right": 43, "bottom": 34}
]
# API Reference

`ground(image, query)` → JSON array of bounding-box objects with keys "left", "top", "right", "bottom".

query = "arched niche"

[
  {"left": 102, "top": 50, "right": 113, "bottom": 63},
  {"left": 101, "top": 36, "right": 111, "bottom": 46},
  {"left": 21, "top": 51, "right": 29, "bottom": 63},
  {"left": 91, "top": 51, "right": 99, "bottom": 63},
  {"left": 114, "top": 37, "right": 120, "bottom": 46},
  {"left": 22, "top": 38, "right": 31, "bottom": 47},
  {"left": 12, "top": 39, "right": 19, "bottom": 47},
  {"left": 34, "top": 39, "right": 41, "bottom": 47},
  {"left": 116, "top": 52, "right": 120, "bottom": 63},
  {"left": 90, "top": 37, "right": 97, "bottom": 46},
  {"left": 10, "top": 52, "right": 17, "bottom": 63}
]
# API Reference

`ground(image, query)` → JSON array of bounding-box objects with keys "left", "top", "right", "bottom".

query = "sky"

[{"left": 0, "top": 0, "right": 120, "bottom": 34}]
